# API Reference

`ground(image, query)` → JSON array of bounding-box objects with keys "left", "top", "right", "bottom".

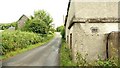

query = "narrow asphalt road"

[{"left": 2, "top": 32, "right": 61, "bottom": 66}]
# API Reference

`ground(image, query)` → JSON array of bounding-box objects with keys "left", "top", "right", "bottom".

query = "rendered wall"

[
  {"left": 65, "top": 0, "right": 119, "bottom": 63},
  {"left": 74, "top": 1, "right": 118, "bottom": 18},
  {"left": 71, "top": 23, "right": 118, "bottom": 62},
  {"left": 108, "top": 32, "right": 119, "bottom": 61},
  {"left": 65, "top": 0, "right": 75, "bottom": 43}
]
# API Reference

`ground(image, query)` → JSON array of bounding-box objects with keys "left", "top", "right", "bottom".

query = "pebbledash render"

[{"left": 64, "top": 0, "right": 120, "bottom": 63}]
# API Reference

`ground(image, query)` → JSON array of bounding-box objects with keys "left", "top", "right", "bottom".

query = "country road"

[{"left": 2, "top": 32, "right": 62, "bottom": 66}]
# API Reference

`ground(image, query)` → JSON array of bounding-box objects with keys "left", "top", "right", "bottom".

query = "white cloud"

[{"left": 0, "top": 0, "right": 69, "bottom": 27}]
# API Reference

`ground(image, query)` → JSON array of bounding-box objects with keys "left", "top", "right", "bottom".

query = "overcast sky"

[{"left": 0, "top": 0, "right": 69, "bottom": 28}]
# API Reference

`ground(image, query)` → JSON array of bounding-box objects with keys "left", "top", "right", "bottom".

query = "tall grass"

[
  {"left": 60, "top": 39, "right": 118, "bottom": 67},
  {"left": 60, "top": 39, "right": 76, "bottom": 66}
]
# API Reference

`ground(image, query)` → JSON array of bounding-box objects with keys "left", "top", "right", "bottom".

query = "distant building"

[{"left": 17, "top": 14, "right": 29, "bottom": 29}]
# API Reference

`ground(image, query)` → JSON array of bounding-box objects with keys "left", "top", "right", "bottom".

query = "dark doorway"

[
  {"left": 67, "top": 35, "right": 69, "bottom": 43},
  {"left": 70, "top": 33, "right": 72, "bottom": 49},
  {"left": 106, "top": 33, "right": 111, "bottom": 59}
]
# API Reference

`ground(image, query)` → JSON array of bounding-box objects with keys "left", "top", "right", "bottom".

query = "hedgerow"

[{"left": 2, "top": 30, "right": 42, "bottom": 55}]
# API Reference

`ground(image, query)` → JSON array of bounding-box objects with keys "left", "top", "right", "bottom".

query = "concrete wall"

[
  {"left": 108, "top": 32, "right": 119, "bottom": 60},
  {"left": 65, "top": 0, "right": 75, "bottom": 43},
  {"left": 69, "top": 23, "right": 118, "bottom": 62},
  {"left": 74, "top": 0, "right": 119, "bottom": 18},
  {"left": 72, "top": 23, "right": 106, "bottom": 62},
  {"left": 65, "top": 0, "right": 119, "bottom": 63},
  {"left": 74, "top": 0, "right": 119, "bottom": 2},
  {"left": 80, "top": 23, "right": 118, "bottom": 34}
]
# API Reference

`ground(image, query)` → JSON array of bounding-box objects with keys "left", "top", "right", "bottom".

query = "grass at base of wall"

[
  {"left": 59, "top": 39, "right": 119, "bottom": 67},
  {"left": 60, "top": 39, "right": 76, "bottom": 66},
  {"left": 1, "top": 34, "right": 54, "bottom": 61}
]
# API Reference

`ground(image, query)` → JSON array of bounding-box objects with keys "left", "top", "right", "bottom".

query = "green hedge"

[{"left": 2, "top": 30, "right": 42, "bottom": 55}]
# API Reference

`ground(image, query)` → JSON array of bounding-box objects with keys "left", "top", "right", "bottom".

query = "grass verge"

[{"left": 60, "top": 39, "right": 76, "bottom": 66}]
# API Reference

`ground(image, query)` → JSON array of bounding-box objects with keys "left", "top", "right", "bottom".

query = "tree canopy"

[
  {"left": 0, "top": 22, "right": 17, "bottom": 30},
  {"left": 56, "top": 25, "right": 65, "bottom": 39},
  {"left": 56, "top": 25, "right": 64, "bottom": 32},
  {"left": 22, "top": 10, "right": 53, "bottom": 34}
]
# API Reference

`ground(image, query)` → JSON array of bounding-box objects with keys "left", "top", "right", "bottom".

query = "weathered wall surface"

[
  {"left": 80, "top": 23, "right": 118, "bottom": 34},
  {"left": 74, "top": 0, "right": 119, "bottom": 2},
  {"left": 72, "top": 23, "right": 107, "bottom": 62},
  {"left": 69, "top": 23, "right": 118, "bottom": 62},
  {"left": 74, "top": 1, "right": 118, "bottom": 18},
  {"left": 108, "top": 32, "right": 119, "bottom": 60},
  {"left": 65, "top": 0, "right": 119, "bottom": 63},
  {"left": 72, "top": 23, "right": 85, "bottom": 61}
]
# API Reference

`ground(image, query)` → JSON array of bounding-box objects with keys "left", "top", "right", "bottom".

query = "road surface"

[{"left": 2, "top": 32, "right": 61, "bottom": 66}]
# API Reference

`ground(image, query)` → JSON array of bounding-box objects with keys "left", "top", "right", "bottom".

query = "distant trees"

[
  {"left": 0, "top": 10, "right": 54, "bottom": 34},
  {"left": 56, "top": 25, "right": 64, "bottom": 32},
  {"left": 0, "top": 22, "right": 17, "bottom": 30},
  {"left": 22, "top": 10, "right": 53, "bottom": 34},
  {"left": 56, "top": 25, "right": 65, "bottom": 39}
]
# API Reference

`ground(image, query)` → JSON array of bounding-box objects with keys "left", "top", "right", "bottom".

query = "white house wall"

[
  {"left": 74, "top": 0, "right": 119, "bottom": 2},
  {"left": 74, "top": 1, "right": 118, "bottom": 18},
  {"left": 80, "top": 23, "right": 119, "bottom": 34},
  {"left": 65, "top": 0, "right": 75, "bottom": 43},
  {"left": 72, "top": 23, "right": 118, "bottom": 62},
  {"left": 65, "top": 0, "right": 119, "bottom": 63}
]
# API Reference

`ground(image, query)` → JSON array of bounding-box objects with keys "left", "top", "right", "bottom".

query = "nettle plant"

[
  {"left": 75, "top": 52, "right": 118, "bottom": 66},
  {"left": 76, "top": 52, "right": 89, "bottom": 66},
  {"left": 95, "top": 55, "right": 118, "bottom": 66}
]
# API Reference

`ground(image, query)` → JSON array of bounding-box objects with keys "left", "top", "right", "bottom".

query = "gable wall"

[
  {"left": 74, "top": 1, "right": 118, "bottom": 18},
  {"left": 18, "top": 16, "right": 28, "bottom": 29}
]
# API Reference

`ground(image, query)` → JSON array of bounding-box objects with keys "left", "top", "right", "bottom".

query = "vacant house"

[
  {"left": 17, "top": 14, "right": 29, "bottom": 29},
  {"left": 65, "top": 0, "right": 119, "bottom": 62}
]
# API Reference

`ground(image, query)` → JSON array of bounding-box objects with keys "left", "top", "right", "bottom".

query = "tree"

[
  {"left": 61, "top": 27, "right": 65, "bottom": 39},
  {"left": 56, "top": 25, "right": 64, "bottom": 32},
  {"left": 22, "top": 10, "right": 53, "bottom": 34},
  {"left": 0, "top": 22, "right": 17, "bottom": 30},
  {"left": 56, "top": 25, "right": 65, "bottom": 39}
]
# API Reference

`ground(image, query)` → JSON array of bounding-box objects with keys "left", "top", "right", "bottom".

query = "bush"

[
  {"left": 2, "top": 30, "right": 42, "bottom": 55},
  {"left": 95, "top": 58, "right": 118, "bottom": 66},
  {"left": 56, "top": 26, "right": 64, "bottom": 32},
  {"left": 0, "top": 22, "right": 17, "bottom": 30},
  {"left": 76, "top": 53, "right": 89, "bottom": 66},
  {"left": 61, "top": 28, "right": 65, "bottom": 39},
  {"left": 56, "top": 25, "right": 65, "bottom": 39},
  {"left": 22, "top": 10, "right": 53, "bottom": 34}
]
